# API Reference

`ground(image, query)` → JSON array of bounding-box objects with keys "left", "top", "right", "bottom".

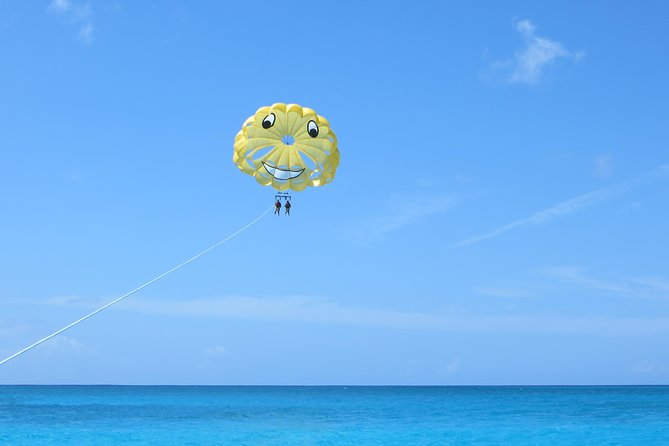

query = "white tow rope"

[{"left": 0, "top": 206, "right": 273, "bottom": 366}]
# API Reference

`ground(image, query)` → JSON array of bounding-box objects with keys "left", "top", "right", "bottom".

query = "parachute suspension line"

[{"left": 0, "top": 205, "right": 274, "bottom": 367}]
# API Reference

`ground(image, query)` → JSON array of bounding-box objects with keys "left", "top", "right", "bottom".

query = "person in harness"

[
  {"left": 274, "top": 199, "right": 281, "bottom": 215},
  {"left": 284, "top": 200, "right": 292, "bottom": 216}
]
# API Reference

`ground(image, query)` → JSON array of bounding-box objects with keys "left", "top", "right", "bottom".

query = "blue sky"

[{"left": 1, "top": 1, "right": 668, "bottom": 385}]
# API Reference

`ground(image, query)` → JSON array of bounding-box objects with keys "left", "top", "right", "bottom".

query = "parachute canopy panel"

[{"left": 233, "top": 103, "right": 340, "bottom": 192}]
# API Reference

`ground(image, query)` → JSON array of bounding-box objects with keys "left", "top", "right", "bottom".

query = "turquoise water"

[{"left": 1, "top": 386, "right": 668, "bottom": 445}]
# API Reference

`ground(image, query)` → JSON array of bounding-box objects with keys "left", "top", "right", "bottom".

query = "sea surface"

[{"left": 1, "top": 385, "right": 668, "bottom": 445}]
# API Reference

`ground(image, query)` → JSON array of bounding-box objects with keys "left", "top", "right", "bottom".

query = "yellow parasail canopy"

[{"left": 233, "top": 103, "right": 340, "bottom": 191}]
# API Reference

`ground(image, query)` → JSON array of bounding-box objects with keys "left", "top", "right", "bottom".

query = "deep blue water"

[{"left": 1, "top": 386, "right": 668, "bottom": 445}]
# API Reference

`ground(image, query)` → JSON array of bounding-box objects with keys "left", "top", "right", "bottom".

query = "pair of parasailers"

[{"left": 274, "top": 199, "right": 291, "bottom": 216}]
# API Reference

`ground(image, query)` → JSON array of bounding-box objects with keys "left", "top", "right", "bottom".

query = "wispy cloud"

[
  {"left": 197, "top": 345, "right": 229, "bottom": 368},
  {"left": 444, "top": 358, "right": 460, "bottom": 374},
  {"left": 543, "top": 267, "right": 632, "bottom": 294},
  {"left": 49, "top": 0, "right": 74, "bottom": 13},
  {"left": 10, "top": 293, "right": 669, "bottom": 337},
  {"left": 0, "top": 320, "right": 29, "bottom": 337},
  {"left": 543, "top": 267, "right": 669, "bottom": 301},
  {"left": 631, "top": 278, "right": 669, "bottom": 293},
  {"left": 43, "top": 334, "right": 85, "bottom": 351},
  {"left": 594, "top": 154, "right": 614, "bottom": 178},
  {"left": 203, "top": 345, "right": 228, "bottom": 357},
  {"left": 473, "top": 287, "right": 532, "bottom": 298},
  {"left": 488, "top": 19, "right": 583, "bottom": 84},
  {"left": 355, "top": 194, "right": 455, "bottom": 244},
  {"left": 107, "top": 296, "right": 669, "bottom": 336},
  {"left": 632, "top": 360, "right": 668, "bottom": 374},
  {"left": 48, "top": 0, "right": 94, "bottom": 44},
  {"left": 78, "top": 22, "right": 94, "bottom": 44},
  {"left": 455, "top": 164, "right": 669, "bottom": 247},
  {"left": 124, "top": 296, "right": 445, "bottom": 330}
]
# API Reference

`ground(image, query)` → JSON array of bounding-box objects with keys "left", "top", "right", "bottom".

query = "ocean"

[{"left": 1, "top": 386, "right": 668, "bottom": 445}]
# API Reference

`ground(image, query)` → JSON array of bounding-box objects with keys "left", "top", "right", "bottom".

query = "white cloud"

[
  {"left": 489, "top": 19, "right": 583, "bottom": 84},
  {"left": 444, "top": 358, "right": 460, "bottom": 374},
  {"left": 48, "top": 0, "right": 94, "bottom": 44},
  {"left": 473, "top": 287, "right": 532, "bottom": 298},
  {"left": 67, "top": 172, "right": 84, "bottom": 182},
  {"left": 543, "top": 267, "right": 632, "bottom": 294},
  {"left": 204, "top": 345, "right": 228, "bottom": 357},
  {"left": 43, "top": 335, "right": 85, "bottom": 352},
  {"left": 355, "top": 194, "right": 455, "bottom": 244},
  {"left": 594, "top": 154, "right": 614, "bottom": 177},
  {"left": 49, "top": 0, "right": 73, "bottom": 13},
  {"left": 78, "top": 22, "right": 94, "bottom": 44},
  {"left": 46, "top": 295, "right": 90, "bottom": 305},
  {"left": 455, "top": 164, "right": 669, "bottom": 247},
  {"left": 455, "top": 187, "right": 615, "bottom": 246},
  {"left": 48, "top": 0, "right": 90, "bottom": 20},
  {"left": 632, "top": 360, "right": 668, "bottom": 374},
  {"left": 197, "top": 345, "right": 229, "bottom": 369},
  {"left": 124, "top": 296, "right": 444, "bottom": 330},
  {"left": 633, "top": 360, "right": 655, "bottom": 373},
  {"left": 14, "top": 286, "right": 669, "bottom": 348},
  {"left": 543, "top": 267, "right": 669, "bottom": 300},
  {"left": 631, "top": 277, "right": 669, "bottom": 293},
  {"left": 617, "top": 201, "right": 642, "bottom": 213},
  {"left": 108, "top": 295, "right": 669, "bottom": 336},
  {"left": 0, "top": 320, "right": 28, "bottom": 337}
]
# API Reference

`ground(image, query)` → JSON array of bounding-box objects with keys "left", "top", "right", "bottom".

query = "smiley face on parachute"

[{"left": 233, "top": 103, "right": 340, "bottom": 191}]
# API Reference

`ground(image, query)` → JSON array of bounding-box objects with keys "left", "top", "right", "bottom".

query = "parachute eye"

[
  {"left": 307, "top": 120, "right": 319, "bottom": 138},
  {"left": 262, "top": 113, "right": 276, "bottom": 129}
]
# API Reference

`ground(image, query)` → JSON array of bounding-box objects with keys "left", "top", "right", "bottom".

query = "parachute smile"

[{"left": 262, "top": 162, "right": 305, "bottom": 180}]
